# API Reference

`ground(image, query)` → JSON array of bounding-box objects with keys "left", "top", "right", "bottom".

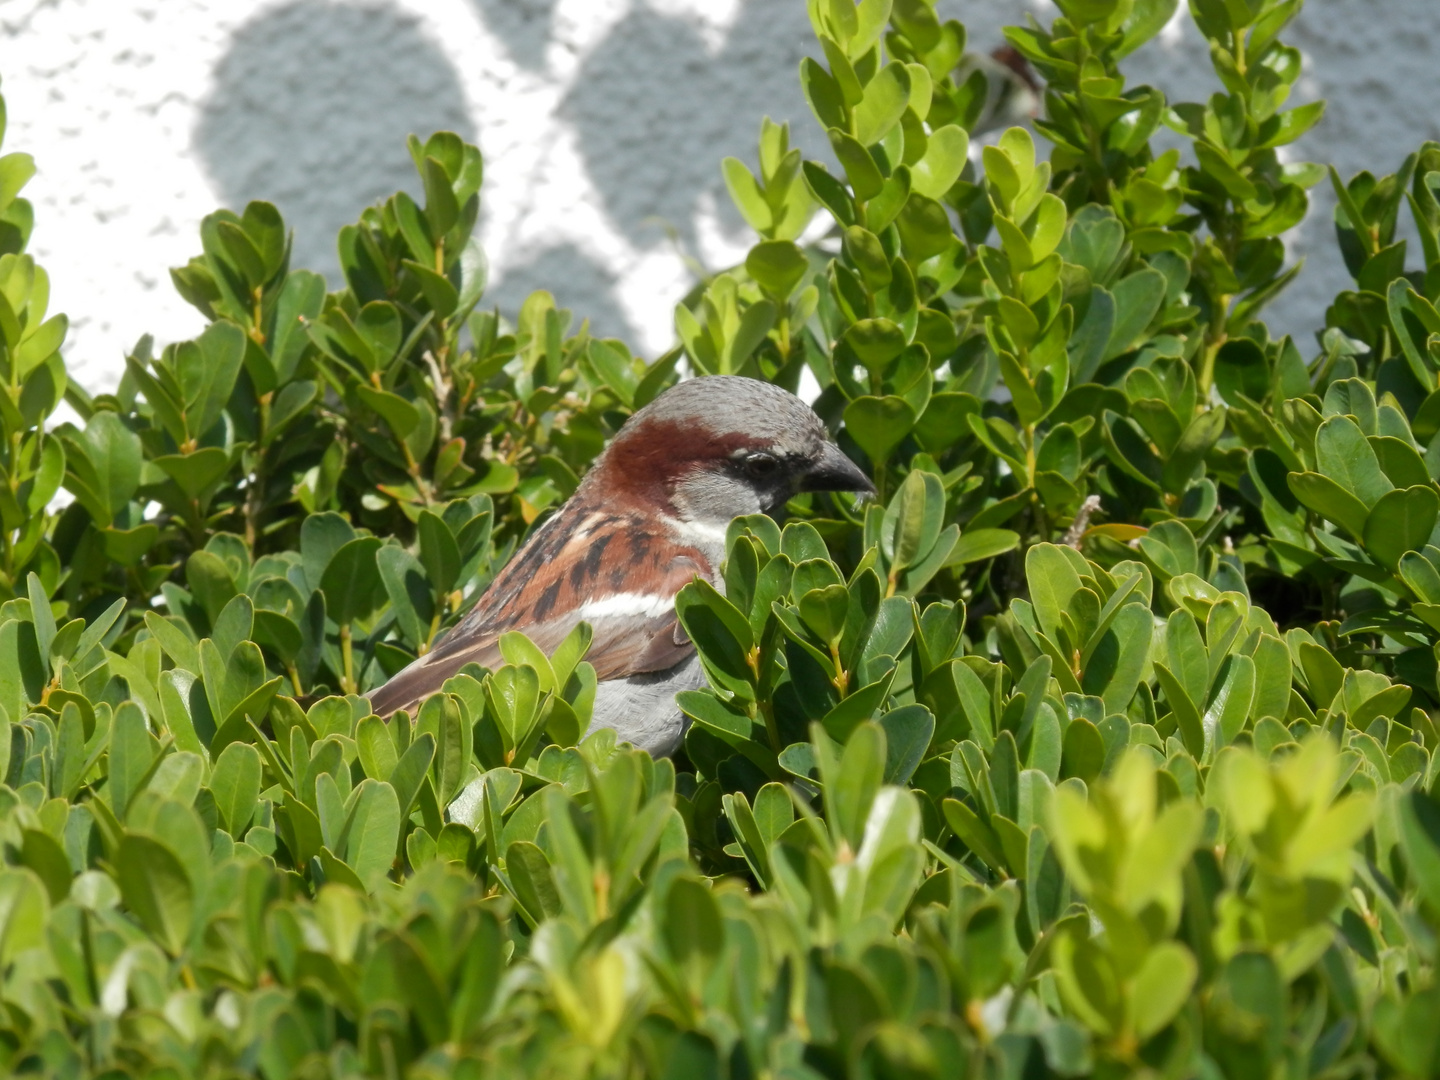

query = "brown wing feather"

[
  {"left": 366, "top": 635, "right": 504, "bottom": 718},
  {"left": 367, "top": 501, "right": 711, "bottom": 718}
]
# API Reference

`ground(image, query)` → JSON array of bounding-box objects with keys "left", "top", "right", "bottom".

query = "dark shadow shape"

[
  {"left": 470, "top": 0, "right": 559, "bottom": 71},
  {"left": 489, "top": 242, "right": 639, "bottom": 345},
  {"left": 559, "top": 0, "right": 828, "bottom": 256},
  {"left": 193, "top": 0, "right": 476, "bottom": 285}
]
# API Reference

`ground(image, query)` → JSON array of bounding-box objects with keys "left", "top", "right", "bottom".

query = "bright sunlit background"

[{"left": 0, "top": 0, "right": 1435, "bottom": 392}]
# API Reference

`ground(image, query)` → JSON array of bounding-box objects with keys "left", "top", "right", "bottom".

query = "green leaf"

[
  {"left": 355, "top": 302, "right": 403, "bottom": 367},
  {"left": 0, "top": 866, "right": 48, "bottom": 972},
  {"left": 184, "top": 321, "right": 247, "bottom": 440},
  {"left": 80, "top": 411, "right": 142, "bottom": 523},
  {"left": 1372, "top": 435, "right": 1429, "bottom": 489},
  {"left": 1288, "top": 472, "right": 1370, "bottom": 539},
  {"left": 844, "top": 395, "right": 916, "bottom": 466},
  {"left": 825, "top": 721, "right": 886, "bottom": 851},
  {"left": 419, "top": 690, "right": 471, "bottom": 804},
  {"left": 1163, "top": 407, "right": 1227, "bottom": 491},
  {"left": 355, "top": 385, "right": 420, "bottom": 438},
  {"left": 301, "top": 512, "right": 358, "bottom": 591},
  {"left": 801, "top": 60, "right": 848, "bottom": 133},
  {"left": 853, "top": 62, "right": 911, "bottom": 146},
  {"left": 1373, "top": 989, "right": 1440, "bottom": 1078},
  {"left": 1131, "top": 942, "right": 1197, "bottom": 1038},
  {"left": 675, "top": 579, "right": 756, "bottom": 700},
  {"left": 942, "top": 797, "right": 1008, "bottom": 874},
  {"left": 505, "top": 841, "right": 562, "bottom": 924},
  {"left": 376, "top": 544, "right": 432, "bottom": 649},
  {"left": 746, "top": 240, "right": 809, "bottom": 301},
  {"left": 1195, "top": 142, "right": 1257, "bottom": 201},
  {"left": 1116, "top": 0, "right": 1181, "bottom": 58},
  {"left": 910, "top": 125, "right": 969, "bottom": 199},
  {"left": 209, "top": 741, "right": 262, "bottom": 838},
  {"left": 240, "top": 202, "right": 286, "bottom": 278},
  {"left": 25, "top": 434, "right": 65, "bottom": 516},
  {"left": 753, "top": 782, "right": 794, "bottom": 848},
  {"left": 144, "top": 612, "right": 200, "bottom": 675},
  {"left": 320, "top": 536, "right": 384, "bottom": 625},
  {"left": 356, "top": 714, "right": 399, "bottom": 782},
  {"left": 153, "top": 447, "right": 231, "bottom": 498},
  {"left": 216, "top": 220, "right": 267, "bottom": 286},
  {"left": 1204, "top": 653, "right": 1255, "bottom": 751},
  {"left": 1155, "top": 662, "right": 1204, "bottom": 759},
  {"left": 1103, "top": 411, "right": 1164, "bottom": 490},
  {"left": 0, "top": 152, "right": 36, "bottom": 211},
  {"left": 19, "top": 829, "right": 70, "bottom": 903},
  {"left": 844, "top": 318, "right": 908, "bottom": 370},
  {"left": 1364, "top": 486, "right": 1439, "bottom": 569},
  {"left": 850, "top": 0, "right": 893, "bottom": 55},
  {"left": 1400, "top": 789, "right": 1440, "bottom": 919},
  {"left": 107, "top": 702, "right": 154, "bottom": 817},
  {"left": 343, "top": 779, "right": 401, "bottom": 889},
  {"left": 895, "top": 194, "right": 954, "bottom": 261},
  {"left": 1051, "top": 925, "right": 1123, "bottom": 1035},
  {"left": 1387, "top": 279, "right": 1440, "bottom": 391},
  {"left": 587, "top": 340, "right": 638, "bottom": 409},
  {"left": 485, "top": 667, "right": 542, "bottom": 753},
  {"left": 1315, "top": 415, "right": 1392, "bottom": 508},
  {"left": 116, "top": 834, "right": 192, "bottom": 956},
  {"left": 390, "top": 732, "right": 436, "bottom": 823},
  {"left": 1061, "top": 717, "right": 1105, "bottom": 783},
  {"left": 799, "top": 584, "right": 850, "bottom": 647},
  {"left": 724, "top": 790, "right": 773, "bottom": 885},
  {"left": 664, "top": 875, "right": 725, "bottom": 966},
  {"left": 883, "top": 467, "right": 942, "bottom": 576},
  {"left": 879, "top": 704, "right": 933, "bottom": 785},
  {"left": 1104, "top": 268, "right": 1166, "bottom": 360},
  {"left": 723, "top": 158, "right": 770, "bottom": 233},
  {"left": 827, "top": 127, "right": 884, "bottom": 201},
  {"left": 1298, "top": 640, "right": 1343, "bottom": 712},
  {"left": 868, "top": 169, "right": 912, "bottom": 234},
  {"left": 727, "top": 299, "right": 777, "bottom": 370},
  {"left": 947, "top": 528, "right": 1020, "bottom": 566},
  {"left": 420, "top": 155, "right": 460, "bottom": 237},
  {"left": 26, "top": 571, "right": 55, "bottom": 664},
  {"left": 270, "top": 273, "right": 325, "bottom": 383},
  {"left": 453, "top": 234, "right": 489, "bottom": 316},
  {"left": 1212, "top": 338, "right": 1269, "bottom": 406},
  {"left": 1025, "top": 543, "right": 1084, "bottom": 642}
]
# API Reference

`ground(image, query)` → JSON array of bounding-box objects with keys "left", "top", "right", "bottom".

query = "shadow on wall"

[
  {"left": 554, "top": 0, "right": 826, "bottom": 257},
  {"left": 487, "top": 242, "right": 639, "bottom": 345},
  {"left": 468, "top": 0, "right": 559, "bottom": 72},
  {"left": 193, "top": 0, "right": 475, "bottom": 285}
]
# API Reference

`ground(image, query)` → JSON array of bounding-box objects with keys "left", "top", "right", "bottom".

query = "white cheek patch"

[
  {"left": 673, "top": 518, "right": 732, "bottom": 548},
  {"left": 576, "top": 592, "right": 675, "bottom": 621}
]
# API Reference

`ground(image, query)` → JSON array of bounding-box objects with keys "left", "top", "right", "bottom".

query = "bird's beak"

[{"left": 800, "top": 442, "right": 877, "bottom": 498}]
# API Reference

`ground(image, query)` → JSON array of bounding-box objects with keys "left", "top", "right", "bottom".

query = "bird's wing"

[{"left": 367, "top": 506, "right": 710, "bottom": 718}]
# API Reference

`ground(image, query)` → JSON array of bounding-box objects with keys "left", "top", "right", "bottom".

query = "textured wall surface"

[{"left": 0, "top": 0, "right": 1436, "bottom": 392}]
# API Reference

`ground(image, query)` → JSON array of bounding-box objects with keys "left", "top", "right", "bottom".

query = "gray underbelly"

[{"left": 586, "top": 653, "right": 705, "bottom": 758}]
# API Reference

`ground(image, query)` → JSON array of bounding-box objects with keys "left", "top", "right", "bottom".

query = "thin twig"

[{"left": 1063, "top": 495, "right": 1102, "bottom": 549}]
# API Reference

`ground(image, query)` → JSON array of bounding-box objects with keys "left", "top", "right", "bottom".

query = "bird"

[{"left": 367, "top": 374, "right": 875, "bottom": 757}]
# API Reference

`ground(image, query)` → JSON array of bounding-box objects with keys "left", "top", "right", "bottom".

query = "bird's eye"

[{"left": 744, "top": 451, "right": 780, "bottom": 478}]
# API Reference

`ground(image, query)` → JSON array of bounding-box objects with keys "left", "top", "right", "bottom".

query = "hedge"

[{"left": 0, "top": 0, "right": 1438, "bottom": 1076}]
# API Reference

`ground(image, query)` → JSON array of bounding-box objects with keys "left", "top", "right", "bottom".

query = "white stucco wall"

[{"left": 0, "top": 0, "right": 1436, "bottom": 393}]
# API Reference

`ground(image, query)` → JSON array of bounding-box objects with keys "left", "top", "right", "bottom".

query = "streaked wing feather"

[
  {"left": 367, "top": 504, "right": 709, "bottom": 718},
  {"left": 578, "top": 611, "right": 693, "bottom": 681},
  {"left": 366, "top": 635, "right": 504, "bottom": 718}
]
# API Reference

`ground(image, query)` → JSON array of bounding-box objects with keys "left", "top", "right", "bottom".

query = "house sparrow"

[{"left": 368, "top": 375, "right": 875, "bottom": 756}]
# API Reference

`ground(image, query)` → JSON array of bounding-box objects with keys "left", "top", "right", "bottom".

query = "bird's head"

[{"left": 589, "top": 375, "right": 876, "bottom": 525}]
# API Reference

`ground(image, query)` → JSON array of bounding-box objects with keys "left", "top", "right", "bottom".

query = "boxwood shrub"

[{"left": 0, "top": 0, "right": 1438, "bottom": 1076}]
